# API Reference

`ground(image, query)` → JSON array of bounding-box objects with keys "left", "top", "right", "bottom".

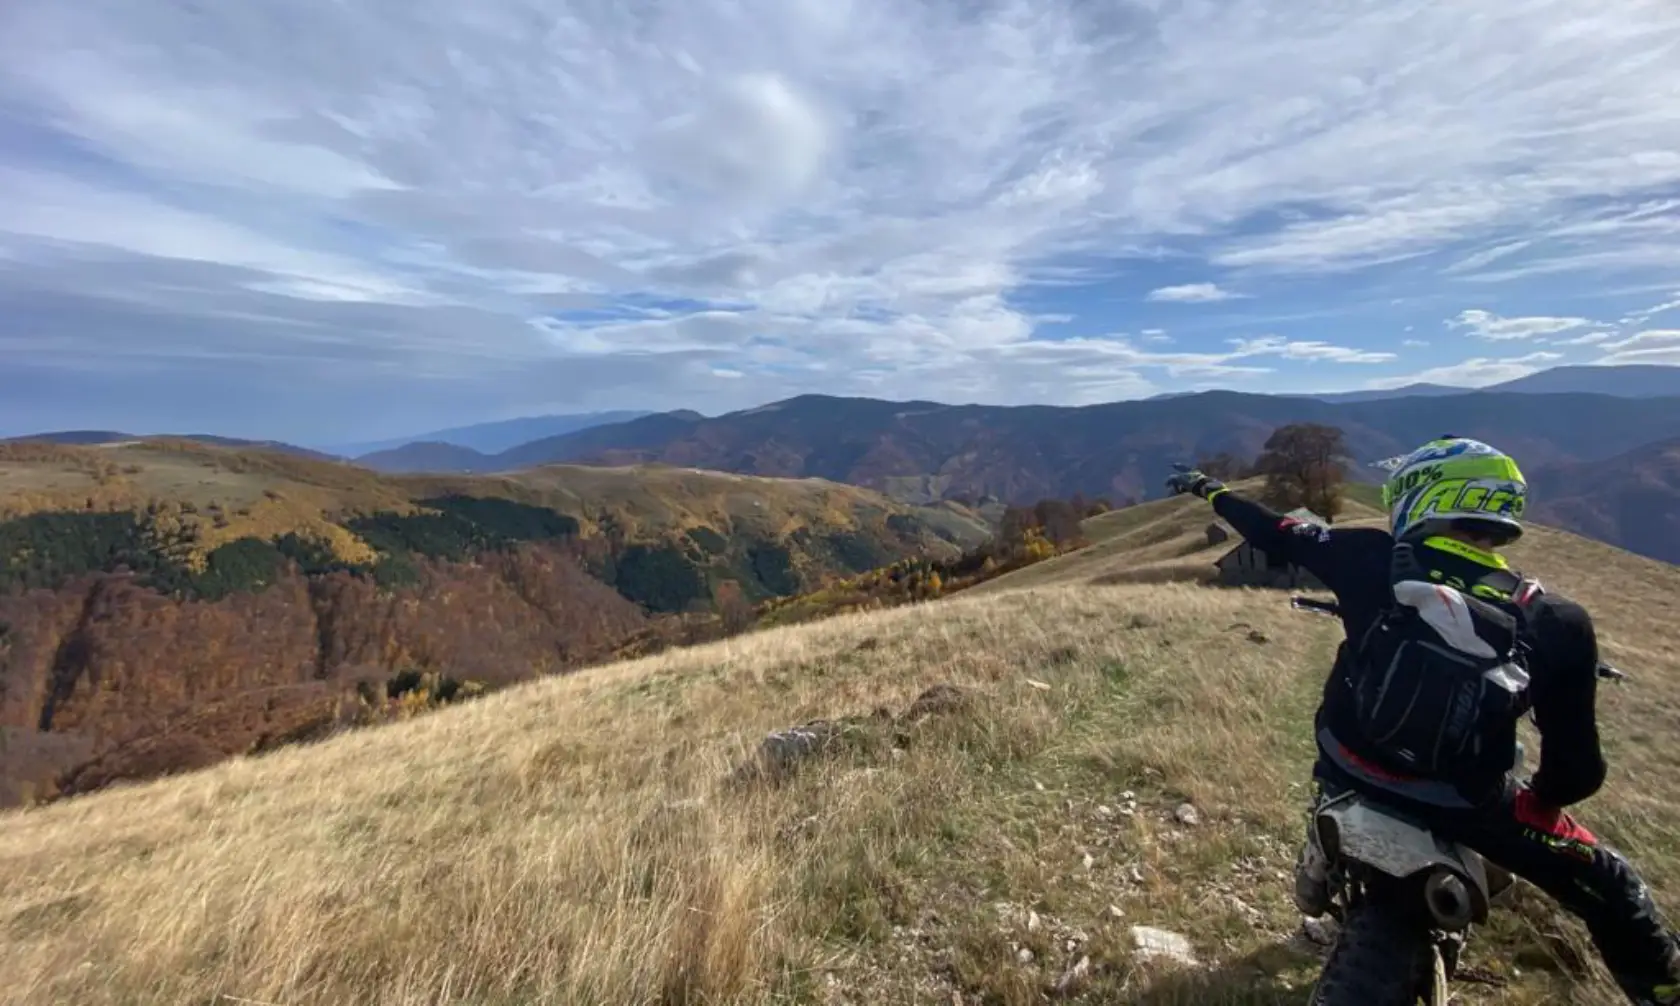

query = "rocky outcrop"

[{"left": 727, "top": 683, "right": 979, "bottom": 786}]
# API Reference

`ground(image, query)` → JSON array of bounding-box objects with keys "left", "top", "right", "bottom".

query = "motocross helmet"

[{"left": 1376, "top": 436, "right": 1527, "bottom": 543}]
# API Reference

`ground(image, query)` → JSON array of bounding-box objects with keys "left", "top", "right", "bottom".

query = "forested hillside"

[{"left": 0, "top": 440, "right": 978, "bottom": 806}]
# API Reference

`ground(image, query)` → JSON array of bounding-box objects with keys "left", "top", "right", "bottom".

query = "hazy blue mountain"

[
  {"left": 331, "top": 410, "right": 651, "bottom": 457},
  {"left": 1485, "top": 364, "right": 1678, "bottom": 397}
]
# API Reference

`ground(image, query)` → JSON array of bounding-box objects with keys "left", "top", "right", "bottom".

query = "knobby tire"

[{"left": 1309, "top": 900, "right": 1436, "bottom": 1006}]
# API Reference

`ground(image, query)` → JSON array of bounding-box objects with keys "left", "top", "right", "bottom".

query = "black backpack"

[{"left": 1345, "top": 543, "right": 1540, "bottom": 778}]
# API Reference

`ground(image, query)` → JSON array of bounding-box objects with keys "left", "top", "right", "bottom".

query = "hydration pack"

[{"left": 1345, "top": 543, "right": 1541, "bottom": 778}]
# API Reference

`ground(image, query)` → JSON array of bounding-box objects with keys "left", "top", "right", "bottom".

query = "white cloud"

[
  {"left": 1146, "top": 283, "right": 1238, "bottom": 303},
  {"left": 1366, "top": 351, "right": 1564, "bottom": 390},
  {"left": 1554, "top": 331, "right": 1611, "bottom": 346},
  {"left": 1596, "top": 329, "right": 1680, "bottom": 366},
  {"left": 1446, "top": 309, "right": 1599, "bottom": 341},
  {"left": 1624, "top": 293, "right": 1680, "bottom": 325},
  {"left": 1226, "top": 336, "right": 1396, "bottom": 364},
  {"left": 1402, "top": 338, "right": 1430, "bottom": 348},
  {"left": 1, "top": 0, "right": 1679, "bottom": 435}
]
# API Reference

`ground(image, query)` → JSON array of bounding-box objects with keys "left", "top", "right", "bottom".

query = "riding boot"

[
  {"left": 1293, "top": 793, "right": 1333, "bottom": 917},
  {"left": 1617, "top": 929, "right": 1680, "bottom": 1005}
]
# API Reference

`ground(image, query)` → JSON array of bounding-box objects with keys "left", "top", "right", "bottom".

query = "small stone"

[
  {"left": 1173, "top": 803, "right": 1200, "bottom": 826},
  {"left": 1026, "top": 910, "right": 1042, "bottom": 933},
  {"left": 1096, "top": 805, "right": 1114, "bottom": 818},
  {"left": 1107, "top": 904, "right": 1126, "bottom": 920},
  {"left": 1120, "top": 790, "right": 1136, "bottom": 801},
  {"left": 1302, "top": 916, "right": 1339, "bottom": 946},
  {"left": 1017, "top": 947, "right": 1036, "bottom": 965},
  {"left": 1026, "top": 679, "right": 1052, "bottom": 691},
  {"left": 1082, "top": 852, "right": 1095, "bottom": 870},
  {"left": 1129, "top": 865, "right": 1146, "bottom": 884},
  {"left": 1131, "top": 926, "right": 1199, "bottom": 967},
  {"left": 1034, "top": 780, "right": 1046, "bottom": 792}
]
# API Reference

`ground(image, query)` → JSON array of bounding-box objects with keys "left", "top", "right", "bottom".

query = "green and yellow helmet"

[{"left": 1376, "top": 436, "right": 1527, "bottom": 542}]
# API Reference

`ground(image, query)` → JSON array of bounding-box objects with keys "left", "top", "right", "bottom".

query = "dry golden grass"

[{"left": 2, "top": 491, "right": 1675, "bottom": 1005}]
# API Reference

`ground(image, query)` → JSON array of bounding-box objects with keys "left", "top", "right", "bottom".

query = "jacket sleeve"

[
  {"left": 1208, "top": 489, "right": 1351, "bottom": 592},
  {"left": 1525, "top": 596, "right": 1608, "bottom": 808}
]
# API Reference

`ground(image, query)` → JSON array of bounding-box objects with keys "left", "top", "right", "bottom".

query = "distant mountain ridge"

[
  {"left": 490, "top": 388, "right": 1680, "bottom": 497},
  {"left": 467, "top": 386, "right": 1680, "bottom": 564},
  {"left": 0, "top": 430, "right": 339, "bottom": 462},
  {"left": 1490, "top": 364, "right": 1677, "bottom": 397},
  {"left": 331, "top": 410, "right": 653, "bottom": 458},
  {"left": 1530, "top": 436, "right": 1680, "bottom": 564}
]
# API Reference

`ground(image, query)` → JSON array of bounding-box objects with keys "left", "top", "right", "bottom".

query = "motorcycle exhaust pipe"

[{"left": 1424, "top": 869, "right": 1475, "bottom": 931}]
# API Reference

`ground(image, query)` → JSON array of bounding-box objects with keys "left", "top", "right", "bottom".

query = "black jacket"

[{"left": 1210, "top": 490, "right": 1608, "bottom": 810}]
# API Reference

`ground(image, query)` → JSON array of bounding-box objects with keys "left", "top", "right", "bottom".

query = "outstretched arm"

[{"left": 1165, "top": 465, "right": 1352, "bottom": 593}]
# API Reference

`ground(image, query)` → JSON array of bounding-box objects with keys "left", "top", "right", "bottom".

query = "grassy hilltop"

[{"left": 2, "top": 488, "right": 1676, "bottom": 1006}]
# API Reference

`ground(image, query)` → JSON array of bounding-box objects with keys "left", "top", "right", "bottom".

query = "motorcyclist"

[{"left": 1166, "top": 436, "right": 1680, "bottom": 1005}]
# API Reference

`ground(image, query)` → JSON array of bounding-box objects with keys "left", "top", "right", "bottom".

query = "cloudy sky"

[{"left": 2, "top": 0, "right": 1679, "bottom": 445}]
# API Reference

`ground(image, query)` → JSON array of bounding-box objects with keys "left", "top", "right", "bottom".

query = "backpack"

[{"left": 1345, "top": 542, "right": 1540, "bottom": 779}]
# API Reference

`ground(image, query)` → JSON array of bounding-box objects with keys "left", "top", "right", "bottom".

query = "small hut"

[{"left": 1213, "top": 508, "right": 1327, "bottom": 589}]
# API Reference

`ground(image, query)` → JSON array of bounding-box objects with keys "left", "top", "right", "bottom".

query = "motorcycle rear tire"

[{"left": 1308, "top": 901, "right": 1435, "bottom": 1006}]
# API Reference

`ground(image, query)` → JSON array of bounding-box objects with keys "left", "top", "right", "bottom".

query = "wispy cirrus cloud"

[
  {"left": 1597, "top": 330, "right": 1680, "bottom": 366},
  {"left": 1146, "top": 283, "right": 1238, "bottom": 304},
  {"left": 1446, "top": 309, "right": 1599, "bottom": 341},
  {"left": 1, "top": 0, "right": 1678, "bottom": 440},
  {"left": 1366, "top": 351, "right": 1565, "bottom": 390}
]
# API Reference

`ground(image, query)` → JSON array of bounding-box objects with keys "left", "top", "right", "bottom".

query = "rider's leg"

[
  {"left": 1448, "top": 787, "right": 1680, "bottom": 1005},
  {"left": 1293, "top": 762, "right": 1355, "bottom": 917}
]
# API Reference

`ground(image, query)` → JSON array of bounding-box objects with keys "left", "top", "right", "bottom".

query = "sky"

[{"left": 2, "top": 0, "right": 1679, "bottom": 446}]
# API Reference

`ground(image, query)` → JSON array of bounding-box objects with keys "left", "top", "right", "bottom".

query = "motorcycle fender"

[{"left": 1316, "top": 796, "right": 1493, "bottom": 921}]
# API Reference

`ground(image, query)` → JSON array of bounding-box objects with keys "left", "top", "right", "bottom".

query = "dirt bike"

[{"left": 1288, "top": 595, "right": 1628, "bottom": 1006}]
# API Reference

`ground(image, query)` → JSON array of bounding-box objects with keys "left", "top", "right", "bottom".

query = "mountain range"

[
  {"left": 7, "top": 365, "right": 1677, "bottom": 563},
  {"left": 323, "top": 409, "right": 653, "bottom": 457}
]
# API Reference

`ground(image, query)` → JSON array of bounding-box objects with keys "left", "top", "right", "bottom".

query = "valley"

[{"left": 0, "top": 439, "right": 986, "bottom": 807}]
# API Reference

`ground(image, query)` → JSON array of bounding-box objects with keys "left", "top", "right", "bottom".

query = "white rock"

[
  {"left": 1034, "top": 780, "right": 1046, "bottom": 792},
  {"left": 1128, "top": 865, "right": 1146, "bottom": 884},
  {"left": 1026, "top": 910, "right": 1042, "bottom": 933},
  {"left": 1016, "top": 946, "right": 1036, "bottom": 965},
  {"left": 1120, "top": 790, "right": 1136, "bottom": 801},
  {"left": 1096, "top": 805, "right": 1114, "bottom": 818},
  {"left": 1173, "top": 803, "right": 1200, "bottom": 826},
  {"left": 1107, "top": 904, "right": 1126, "bottom": 920},
  {"left": 1082, "top": 852, "right": 1095, "bottom": 870},
  {"left": 1026, "top": 679, "right": 1052, "bottom": 691},
  {"left": 1131, "top": 925, "right": 1199, "bottom": 967}
]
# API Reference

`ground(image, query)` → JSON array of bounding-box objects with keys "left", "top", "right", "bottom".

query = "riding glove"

[{"left": 1165, "top": 463, "right": 1226, "bottom": 500}]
